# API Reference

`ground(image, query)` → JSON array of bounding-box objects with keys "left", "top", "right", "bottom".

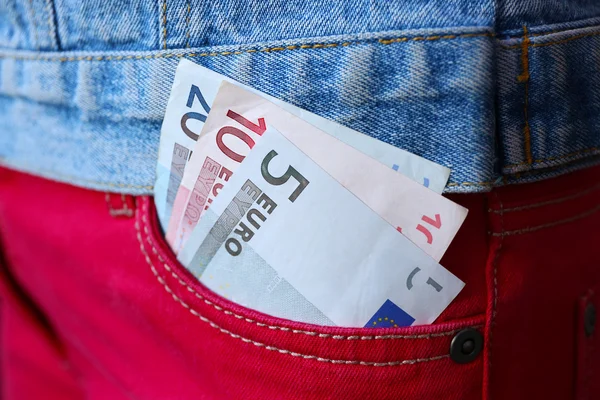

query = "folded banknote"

[
  {"left": 155, "top": 59, "right": 450, "bottom": 232},
  {"left": 179, "top": 127, "right": 464, "bottom": 327},
  {"left": 168, "top": 82, "right": 467, "bottom": 261}
]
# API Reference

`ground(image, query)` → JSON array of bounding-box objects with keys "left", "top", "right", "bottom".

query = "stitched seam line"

[
  {"left": 487, "top": 193, "right": 503, "bottom": 399},
  {"left": 531, "top": 29, "right": 600, "bottom": 48},
  {"left": 162, "top": 0, "right": 167, "bottom": 50},
  {"left": 504, "top": 147, "right": 600, "bottom": 169},
  {"left": 43, "top": 0, "right": 58, "bottom": 49},
  {"left": 136, "top": 198, "right": 482, "bottom": 341},
  {"left": 528, "top": 20, "right": 600, "bottom": 38},
  {"left": 517, "top": 26, "right": 533, "bottom": 167},
  {"left": 135, "top": 200, "right": 464, "bottom": 366},
  {"left": 27, "top": 0, "right": 39, "bottom": 50},
  {"left": 489, "top": 182, "right": 600, "bottom": 214},
  {"left": 105, "top": 192, "right": 133, "bottom": 217},
  {"left": 446, "top": 181, "right": 494, "bottom": 187},
  {"left": 185, "top": 0, "right": 190, "bottom": 48},
  {"left": 499, "top": 27, "right": 600, "bottom": 49},
  {"left": 0, "top": 32, "right": 492, "bottom": 62},
  {"left": 490, "top": 204, "right": 600, "bottom": 237}
]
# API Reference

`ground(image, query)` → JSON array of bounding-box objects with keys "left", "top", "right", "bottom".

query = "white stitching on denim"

[
  {"left": 134, "top": 200, "right": 459, "bottom": 366},
  {"left": 138, "top": 198, "right": 482, "bottom": 341}
]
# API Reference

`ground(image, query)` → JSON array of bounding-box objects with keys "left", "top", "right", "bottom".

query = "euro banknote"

[
  {"left": 179, "top": 127, "right": 464, "bottom": 327},
  {"left": 168, "top": 82, "right": 467, "bottom": 261},
  {"left": 156, "top": 59, "right": 450, "bottom": 231}
]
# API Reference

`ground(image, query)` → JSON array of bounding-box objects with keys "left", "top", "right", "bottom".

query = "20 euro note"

[
  {"left": 179, "top": 127, "right": 465, "bottom": 327},
  {"left": 154, "top": 61, "right": 215, "bottom": 230},
  {"left": 170, "top": 82, "right": 467, "bottom": 261},
  {"left": 159, "top": 58, "right": 449, "bottom": 235}
]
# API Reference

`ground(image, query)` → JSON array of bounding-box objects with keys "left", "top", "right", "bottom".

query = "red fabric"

[
  {"left": 0, "top": 165, "right": 598, "bottom": 399},
  {"left": 0, "top": 242, "right": 82, "bottom": 399}
]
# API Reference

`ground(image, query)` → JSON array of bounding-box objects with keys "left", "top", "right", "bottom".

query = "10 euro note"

[
  {"left": 170, "top": 82, "right": 467, "bottom": 261},
  {"left": 179, "top": 127, "right": 465, "bottom": 327},
  {"left": 160, "top": 59, "right": 450, "bottom": 241}
]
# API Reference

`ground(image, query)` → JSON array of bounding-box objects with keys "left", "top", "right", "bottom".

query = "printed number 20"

[
  {"left": 261, "top": 150, "right": 309, "bottom": 202},
  {"left": 181, "top": 85, "right": 211, "bottom": 141}
]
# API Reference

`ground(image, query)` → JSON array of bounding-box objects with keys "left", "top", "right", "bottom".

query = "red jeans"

[{"left": 0, "top": 165, "right": 599, "bottom": 399}]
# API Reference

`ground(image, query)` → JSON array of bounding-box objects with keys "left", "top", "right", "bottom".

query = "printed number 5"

[{"left": 261, "top": 150, "right": 309, "bottom": 202}]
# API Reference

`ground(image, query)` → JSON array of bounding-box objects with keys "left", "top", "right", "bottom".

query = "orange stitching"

[
  {"left": 517, "top": 26, "right": 533, "bottom": 166},
  {"left": 378, "top": 32, "right": 492, "bottom": 45},
  {"left": 504, "top": 147, "right": 600, "bottom": 169},
  {"left": 135, "top": 200, "right": 470, "bottom": 365},
  {"left": 0, "top": 32, "right": 492, "bottom": 62},
  {"left": 137, "top": 198, "right": 483, "bottom": 341},
  {"left": 491, "top": 204, "right": 600, "bottom": 237},
  {"left": 489, "top": 182, "right": 600, "bottom": 214},
  {"left": 162, "top": 0, "right": 167, "bottom": 50}
]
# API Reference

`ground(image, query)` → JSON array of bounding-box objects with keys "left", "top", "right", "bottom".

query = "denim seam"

[
  {"left": 26, "top": 0, "right": 39, "bottom": 50},
  {"left": 490, "top": 204, "right": 600, "bottom": 237},
  {"left": 161, "top": 0, "right": 167, "bottom": 50},
  {"left": 185, "top": 0, "right": 191, "bottom": 48},
  {"left": 135, "top": 201, "right": 480, "bottom": 365},
  {"left": 136, "top": 198, "right": 484, "bottom": 341},
  {"left": 0, "top": 32, "right": 494, "bottom": 62},
  {"left": 489, "top": 182, "right": 600, "bottom": 214},
  {"left": 505, "top": 147, "right": 600, "bottom": 169},
  {"left": 43, "top": 0, "right": 58, "bottom": 50},
  {"left": 1, "top": 158, "right": 496, "bottom": 190},
  {"left": 499, "top": 27, "right": 600, "bottom": 49},
  {"left": 517, "top": 26, "right": 533, "bottom": 167},
  {"left": 500, "top": 17, "right": 600, "bottom": 38}
]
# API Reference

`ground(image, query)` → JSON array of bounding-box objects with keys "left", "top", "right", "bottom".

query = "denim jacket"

[{"left": 1, "top": 0, "right": 599, "bottom": 193}]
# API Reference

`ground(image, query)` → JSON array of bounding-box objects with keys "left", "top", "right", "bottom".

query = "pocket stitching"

[
  {"left": 135, "top": 200, "right": 467, "bottom": 366},
  {"left": 139, "top": 198, "right": 482, "bottom": 341}
]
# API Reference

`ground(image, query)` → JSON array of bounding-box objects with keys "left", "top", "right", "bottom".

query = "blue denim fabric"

[{"left": 0, "top": 1, "right": 599, "bottom": 194}]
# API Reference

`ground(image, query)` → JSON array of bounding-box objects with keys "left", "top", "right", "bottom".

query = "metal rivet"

[
  {"left": 450, "top": 328, "right": 483, "bottom": 364},
  {"left": 584, "top": 303, "right": 596, "bottom": 337}
]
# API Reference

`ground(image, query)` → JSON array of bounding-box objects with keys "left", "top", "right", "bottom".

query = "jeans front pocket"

[
  {"left": 138, "top": 196, "right": 486, "bottom": 399},
  {"left": 0, "top": 167, "right": 487, "bottom": 399}
]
